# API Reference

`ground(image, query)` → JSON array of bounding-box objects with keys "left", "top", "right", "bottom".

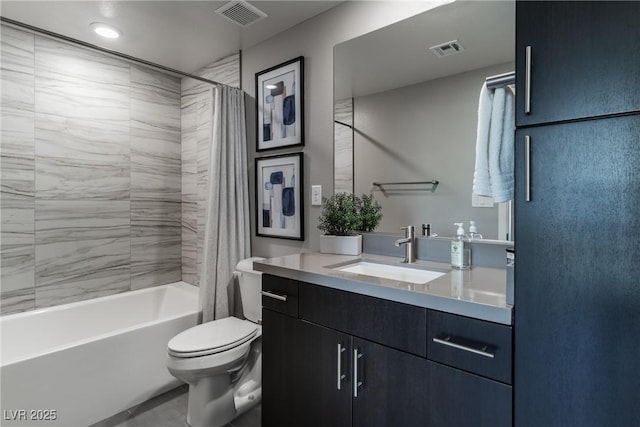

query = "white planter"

[{"left": 319, "top": 234, "right": 362, "bottom": 255}]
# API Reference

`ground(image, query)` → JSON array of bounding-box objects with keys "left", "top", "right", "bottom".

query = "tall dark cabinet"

[
  {"left": 515, "top": 1, "right": 640, "bottom": 126},
  {"left": 514, "top": 2, "right": 640, "bottom": 426}
]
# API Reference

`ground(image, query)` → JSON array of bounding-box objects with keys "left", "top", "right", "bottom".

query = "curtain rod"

[
  {"left": 1, "top": 17, "right": 228, "bottom": 88},
  {"left": 486, "top": 71, "right": 515, "bottom": 90}
]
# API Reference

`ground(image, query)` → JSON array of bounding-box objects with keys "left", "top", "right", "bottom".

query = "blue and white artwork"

[
  {"left": 262, "top": 75, "right": 296, "bottom": 143},
  {"left": 256, "top": 153, "right": 303, "bottom": 240},
  {"left": 256, "top": 57, "right": 304, "bottom": 151}
]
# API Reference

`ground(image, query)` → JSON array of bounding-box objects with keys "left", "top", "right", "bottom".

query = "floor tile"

[{"left": 93, "top": 385, "right": 261, "bottom": 427}]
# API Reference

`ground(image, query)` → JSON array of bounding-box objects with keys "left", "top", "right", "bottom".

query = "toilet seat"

[{"left": 168, "top": 317, "right": 257, "bottom": 358}]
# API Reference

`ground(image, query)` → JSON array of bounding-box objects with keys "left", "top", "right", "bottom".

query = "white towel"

[
  {"left": 472, "top": 85, "right": 515, "bottom": 203},
  {"left": 472, "top": 84, "right": 494, "bottom": 197},
  {"left": 489, "top": 88, "right": 514, "bottom": 202}
]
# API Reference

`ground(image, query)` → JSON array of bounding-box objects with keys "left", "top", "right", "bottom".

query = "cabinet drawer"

[
  {"left": 262, "top": 274, "right": 298, "bottom": 317},
  {"left": 299, "top": 283, "right": 427, "bottom": 357},
  {"left": 427, "top": 310, "right": 512, "bottom": 384}
]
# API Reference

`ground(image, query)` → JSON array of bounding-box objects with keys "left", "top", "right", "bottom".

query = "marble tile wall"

[
  {"left": 334, "top": 98, "right": 354, "bottom": 194},
  {"left": 180, "top": 78, "right": 200, "bottom": 286},
  {"left": 0, "top": 25, "right": 182, "bottom": 314},
  {"left": 130, "top": 65, "right": 182, "bottom": 289},
  {"left": 1, "top": 26, "right": 36, "bottom": 313},
  {"left": 180, "top": 53, "right": 240, "bottom": 286}
]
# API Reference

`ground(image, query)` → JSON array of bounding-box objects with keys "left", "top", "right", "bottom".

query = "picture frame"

[
  {"left": 255, "top": 56, "right": 304, "bottom": 151},
  {"left": 255, "top": 152, "right": 304, "bottom": 240}
]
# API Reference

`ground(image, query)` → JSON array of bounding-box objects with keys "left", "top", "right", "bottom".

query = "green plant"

[
  {"left": 318, "top": 193, "right": 360, "bottom": 236},
  {"left": 318, "top": 193, "right": 383, "bottom": 235},
  {"left": 355, "top": 193, "right": 383, "bottom": 232}
]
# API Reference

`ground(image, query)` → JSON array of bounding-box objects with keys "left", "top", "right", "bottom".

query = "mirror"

[{"left": 334, "top": 1, "right": 515, "bottom": 240}]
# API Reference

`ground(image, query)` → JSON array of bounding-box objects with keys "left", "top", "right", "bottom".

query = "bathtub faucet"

[{"left": 394, "top": 225, "right": 416, "bottom": 263}]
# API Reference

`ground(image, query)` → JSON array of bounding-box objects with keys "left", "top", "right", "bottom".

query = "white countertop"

[{"left": 253, "top": 252, "right": 513, "bottom": 325}]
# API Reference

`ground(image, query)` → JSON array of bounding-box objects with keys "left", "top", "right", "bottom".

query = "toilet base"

[
  {"left": 186, "top": 375, "right": 234, "bottom": 427},
  {"left": 183, "top": 338, "right": 262, "bottom": 427}
]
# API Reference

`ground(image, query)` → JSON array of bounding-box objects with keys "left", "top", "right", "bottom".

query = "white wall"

[{"left": 243, "top": 1, "right": 446, "bottom": 257}]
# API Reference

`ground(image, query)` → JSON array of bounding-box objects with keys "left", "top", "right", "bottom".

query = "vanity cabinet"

[
  {"left": 515, "top": 2, "right": 640, "bottom": 425},
  {"left": 262, "top": 274, "right": 512, "bottom": 427},
  {"left": 515, "top": 1, "right": 640, "bottom": 126}
]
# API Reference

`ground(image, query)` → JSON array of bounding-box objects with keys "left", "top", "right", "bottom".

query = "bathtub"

[{"left": 0, "top": 281, "right": 199, "bottom": 426}]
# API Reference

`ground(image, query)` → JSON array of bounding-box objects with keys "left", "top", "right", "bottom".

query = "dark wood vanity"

[{"left": 261, "top": 273, "right": 512, "bottom": 427}]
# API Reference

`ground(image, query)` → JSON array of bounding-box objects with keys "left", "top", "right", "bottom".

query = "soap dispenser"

[
  {"left": 451, "top": 223, "right": 471, "bottom": 270},
  {"left": 468, "top": 221, "right": 484, "bottom": 240}
]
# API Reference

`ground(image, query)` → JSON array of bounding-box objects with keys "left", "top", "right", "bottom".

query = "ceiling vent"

[
  {"left": 215, "top": 1, "right": 268, "bottom": 27},
  {"left": 429, "top": 40, "right": 464, "bottom": 58}
]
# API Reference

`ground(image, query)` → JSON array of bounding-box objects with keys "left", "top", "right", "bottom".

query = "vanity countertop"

[{"left": 253, "top": 252, "right": 513, "bottom": 325}]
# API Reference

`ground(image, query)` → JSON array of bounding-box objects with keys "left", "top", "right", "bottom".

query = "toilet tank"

[{"left": 236, "top": 257, "right": 265, "bottom": 323}]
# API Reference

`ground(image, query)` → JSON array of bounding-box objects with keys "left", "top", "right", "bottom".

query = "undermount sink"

[{"left": 329, "top": 260, "right": 447, "bottom": 284}]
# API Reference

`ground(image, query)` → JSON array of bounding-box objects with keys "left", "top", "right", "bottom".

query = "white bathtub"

[{"left": 0, "top": 281, "right": 199, "bottom": 426}]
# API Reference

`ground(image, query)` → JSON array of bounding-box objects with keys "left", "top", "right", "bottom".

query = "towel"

[
  {"left": 472, "top": 85, "right": 515, "bottom": 203},
  {"left": 489, "top": 88, "right": 514, "bottom": 202},
  {"left": 472, "top": 84, "right": 494, "bottom": 197}
]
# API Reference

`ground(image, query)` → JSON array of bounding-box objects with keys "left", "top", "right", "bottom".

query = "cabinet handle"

[
  {"left": 353, "top": 349, "right": 363, "bottom": 398},
  {"left": 432, "top": 336, "right": 495, "bottom": 359},
  {"left": 337, "top": 343, "right": 347, "bottom": 390},
  {"left": 524, "top": 135, "right": 531, "bottom": 202},
  {"left": 260, "top": 290, "right": 288, "bottom": 301},
  {"left": 525, "top": 45, "right": 532, "bottom": 114}
]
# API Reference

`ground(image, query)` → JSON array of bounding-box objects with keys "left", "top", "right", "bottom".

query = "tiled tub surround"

[
  {"left": 334, "top": 98, "right": 353, "bottom": 194},
  {"left": 0, "top": 25, "right": 182, "bottom": 314},
  {"left": 254, "top": 252, "right": 512, "bottom": 325},
  {"left": 0, "top": 281, "right": 199, "bottom": 426},
  {"left": 180, "top": 54, "right": 240, "bottom": 286},
  {"left": 1, "top": 26, "right": 35, "bottom": 314}
]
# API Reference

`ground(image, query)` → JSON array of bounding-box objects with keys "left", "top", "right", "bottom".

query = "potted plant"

[
  {"left": 318, "top": 193, "right": 382, "bottom": 255},
  {"left": 355, "top": 193, "right": 383, "bottom": 233}
]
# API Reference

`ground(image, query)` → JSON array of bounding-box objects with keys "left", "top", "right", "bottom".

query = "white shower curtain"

[{"left": 199, "top": 85, "right": 250, "bottom": 322}]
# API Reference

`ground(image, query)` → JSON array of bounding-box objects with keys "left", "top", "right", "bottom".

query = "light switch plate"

[{"left": 311, "top": 185, "right": 322, "bottom": 206}]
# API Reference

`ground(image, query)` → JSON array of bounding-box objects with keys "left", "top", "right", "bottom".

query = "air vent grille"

[
  {"left": 215, "top": 1, "right": 267, "bottom": 27},
  {"left": 429, "top": 40, "right": 464, "bottom": 58}
]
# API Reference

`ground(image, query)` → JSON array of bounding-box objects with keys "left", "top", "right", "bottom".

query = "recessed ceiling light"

[{"left": 90, "top": 22, "right": 122, "bottom": 39}]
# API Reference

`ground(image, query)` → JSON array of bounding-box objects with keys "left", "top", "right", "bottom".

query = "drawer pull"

[
  {"left": 525, "top": 45, "right": 532, "bottom": 114},
  {"left": 337, "top": 343, "right": 347, "bottom": 390},
  {"left": 524, "top": 135, "right": 531, "bottom": 202},
  {"left": 353, "top": 349, "right": 363, "bottom": 398},
  {"left": 260, "top": 290, "right": 288, "bottom": 302},
  {"left": 433, "top": 336, "right": 495, "bottom": 359}
]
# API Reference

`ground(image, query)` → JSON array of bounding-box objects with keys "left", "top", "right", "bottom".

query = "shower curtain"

[{"left": 199, "top": 85, "right": 250, "bottom": 322}]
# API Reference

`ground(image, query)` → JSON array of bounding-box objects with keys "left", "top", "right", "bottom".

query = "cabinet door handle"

[
  {"left": 524, "top": 135, "right": 531, "bottom": 202},
  {"left": 353, "top": 349, "right": 363, "bottom": 398},
  {"left": 525, "top": 45, "right": 532, "bottom": 114},
  {"left": 337, "top": 343, "right": 347, "bottom": 390},
  {"left": 432, "top": 336, "right": 495, "bottom": 358},
  {"left": 260, "top": 290, "right": 288, "bottom": 301}
]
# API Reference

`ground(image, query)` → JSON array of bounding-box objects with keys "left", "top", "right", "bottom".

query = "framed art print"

[
  {"left": 256, "top": 56, "right": 304, "bottom": 151},
  {"left": 255, "top": 153, "right": 304, "bottom": 240}
]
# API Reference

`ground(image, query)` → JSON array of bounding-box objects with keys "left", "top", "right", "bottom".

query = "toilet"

[{"left": 167, "top": 257, "right": 264, "bottom": 427}]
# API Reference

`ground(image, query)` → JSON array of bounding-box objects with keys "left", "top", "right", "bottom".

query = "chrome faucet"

[{"left": 395, "top": 225, "right": 416, "bottom": 263}]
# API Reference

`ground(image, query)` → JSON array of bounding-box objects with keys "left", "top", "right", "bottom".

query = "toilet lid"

[{"left": 168, "top": 317, "right": 257, "bottom": 358}]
